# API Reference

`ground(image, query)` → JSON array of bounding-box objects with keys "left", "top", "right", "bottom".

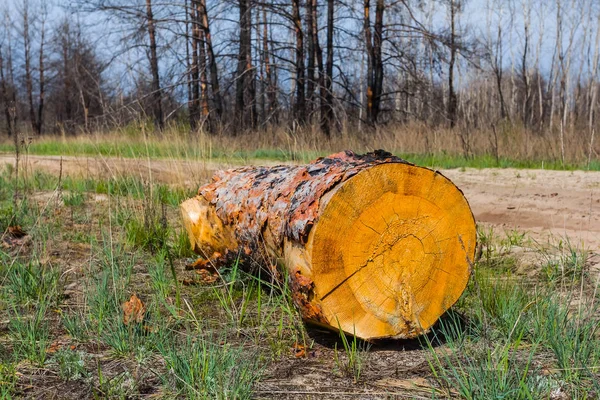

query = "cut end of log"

[
  {"left": 308, "top": 163, "right": 476, "bottom": 339},
  {"left": 181, "top": 151, "right": 476, "bottom": 341}
]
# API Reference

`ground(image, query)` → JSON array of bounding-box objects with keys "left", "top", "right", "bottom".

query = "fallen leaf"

[
  {"left": 181, "top": 278, "right": 198, "bottom": 286},
  {"left": 7, "top": 225, "right": 27, "bottom": 238},
  {"left": 292, "top": 342, "right": 306, "bottom": 358},
  {"left": 196, "top": 269, "right": 219, "bottom": 284},
  {"left": 185, "top": 256, "right": 218, "bottom": 273},
  {"left": 122, "top": 294, "right": 146, "bottom": 325},
  {"left": 47, "top": 341, "right": 61, "bottom": 354}
]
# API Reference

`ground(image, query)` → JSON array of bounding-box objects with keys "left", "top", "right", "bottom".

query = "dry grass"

[{"left": 1, "top": 120, "right": 598, "bottom": 169}]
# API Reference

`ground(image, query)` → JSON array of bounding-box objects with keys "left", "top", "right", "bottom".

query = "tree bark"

[{"left": 181, "top": 151, "right": 476, "bottom": 340}]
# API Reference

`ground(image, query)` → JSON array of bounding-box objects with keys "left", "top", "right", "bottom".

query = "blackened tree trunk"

[
  {"left": 364, "top": 0, "right": 384, "bottom": 125},
  {"left": 0, "top": 47, "right": 14, "bottom": 137},
  {"left": 36, "top": 14, "right": 46, "bottom": 135},
  {"left": 145, "top": 0, "right": 164, "bottom": 130},
  {"left": 198, "top": 23, "right": 210, "bottom": 123},
  {"left": 447, "top": 0, "right": 458, "bottom": 128},
  {"left": 236, "top": 0, "right": 256, "bottom": 131},
  {"left": 322, "top": 0, "right": 334, "bottom": 136},
  {"left": 306, "top": 0, "right": 315, "bottom": 117},
  {"left": 373, "top": 0, "right": 384, "bottom": 124},
  {"left": 313, "top": 0, "right": 326, "bottom": 135},
  {"left": 292, "top": 0, "right": 306, "bottom": 124},
  {"left": 199, "top": 0, "right": 223, "bottom": 120},
  {"left": 22, "top": 3, "right": 38, "bottom": 135},
  {"left": 190, "top": 0, "right": 201, "bottom": 130}
]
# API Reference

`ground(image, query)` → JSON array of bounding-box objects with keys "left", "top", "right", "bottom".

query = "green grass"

[
  {"left": 157, "top": 336, "right": 264, "bottom": 399},
  {"left": 426, "top": 228, "right": 600, "bottom": 399},
  {"left": 2, "top": 138, "right": 600, "bottom": 170}
]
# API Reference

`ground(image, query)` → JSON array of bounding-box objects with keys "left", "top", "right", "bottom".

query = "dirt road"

[{"left": 2, "top": 154, "right": 599, "bottom": 250}]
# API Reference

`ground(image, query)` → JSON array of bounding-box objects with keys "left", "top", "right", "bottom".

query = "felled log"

[{"left": 181, "top": 151, "right": 476, "bottom": 340}]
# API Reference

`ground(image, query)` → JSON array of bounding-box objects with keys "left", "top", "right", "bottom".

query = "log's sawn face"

[
  {"left": 181, "top": 151, "right": 476, "bottom": 341},
  {"left": 308, "top": 163, "right": 476, "bottom": 340}
]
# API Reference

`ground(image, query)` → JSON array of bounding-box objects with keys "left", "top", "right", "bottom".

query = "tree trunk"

[
  {"left": 236, "top": 0, "right": 255, "bottom": 131},
  {"left": 198, "top": 0, "right": 223, "bottom": 120},
  {"left": 322, "top": 0, "right": 334, "bottom": 136},
  {"left": 262, "top": 6, "right": 277, "bottom": 123},
  {"left": 181, "top": 151, "right": 476, "bottom": 340},
  {"left": 145, "top": 0, "right": 164, "bottom": 130},
  {"left": 36, "top": 15, "right": 45, "bottom": 135},
  {"left": 312, "top": 0, "right": 326, "bottom": 136},
  {"left": 292, "top": 0, "right": 306, "bottom": 124},
  {"left": 364, "top": 0, "right": 384, "bottom": 125},
  {"left": 447, "top": 0, "right": 458, "bottom": 128},
  {"left": 23, "top": 3, "right": 38, "bottom": 135},
  {"left": 197, "top": 11, "right": 210, "bottom": 125},
  {"left": 373, "top": 0, "right": 384, "bottom": 123},
  {"left": 364, "top": 0, "right": 374, "bottom": 124},
  {"left": 306, "top": 0, "right": 315, "bottom": 118},
  {"left": 189, "top": 0, "right": 200, "bottom": 130},
  {"left": 0, "top": 47, "right": 14, "bottom": 137}
]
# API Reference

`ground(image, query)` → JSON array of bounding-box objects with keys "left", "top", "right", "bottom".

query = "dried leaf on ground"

[
  {"left": 195, "top": 269, "right": 219, "bottom": 284},
  {"left": 122, "top": 294, "right": 146, "bottom": 325},
  {"left": 291, "top": 343, "right": 306, "bottom": 358},
  {"left": 7, "top": 225, "right": 27, "bottom": 238},
  {"left": 185, "top": 253, "right": 220, "bottom": 273}
]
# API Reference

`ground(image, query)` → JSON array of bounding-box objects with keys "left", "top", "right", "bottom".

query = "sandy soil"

[{"left": 2, "top": 153, "right": 599, "bottom": 250}]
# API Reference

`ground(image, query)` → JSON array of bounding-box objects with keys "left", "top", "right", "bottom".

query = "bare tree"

[
  {"left": 145, "top": 0, "right": 164, "bottom": 130},
  {"left": 364, "top": 0, "right": 384, "bottom": 125}
]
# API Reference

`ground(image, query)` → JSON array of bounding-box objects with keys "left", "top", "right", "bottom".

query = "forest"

[{"left": 0, "top": 0, "right": 599, "bottom": 164}]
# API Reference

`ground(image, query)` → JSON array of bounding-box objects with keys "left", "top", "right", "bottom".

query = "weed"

[
  {"left": 0, "top": 363, "right": 18, "bottom": 398},
  {"left": 501, "top": 229, "right": 528, "bottom": 248},
  {"left": 158, "top": 337, "right": 263, "bottom": 399},
  {"left": 51, "top": 348, "right": 89, "bottom": 381},
  {"left": 541, "top": 240, "right": 588, "bottom": 283},
  {"left": 62, "top": 312, "right": 89, "bottom": 341},
  {"left": 63, "top": 191, "right": 85, "bottom": 207},
  {"left": 4, "top": 261, "right": 60, "bottom": 307},
  {"left": 93, "top": 368, "right": 138, "bottom": 399},
  {"left": 9, "top": 304, "right": 51, "bottom": 366},
  {"left": 428, "top": 336, "right": 546, "bottom": 399},
  {"left": 334, "top": 322, "right": 371, "bottom": 383}
]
